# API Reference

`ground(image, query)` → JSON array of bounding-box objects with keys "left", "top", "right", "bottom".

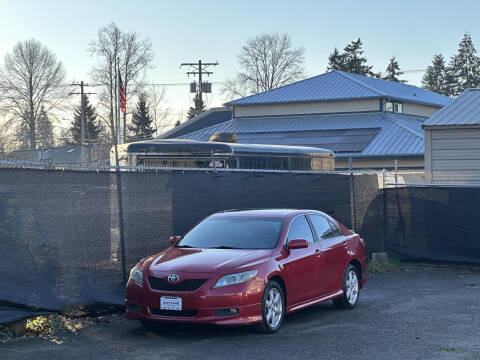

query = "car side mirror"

[
  {"left": 287, "top": 239, "right": 309, "bottom": 250},
  {"left": 169, "top": 235, "right": 182, "bottom": 245}
]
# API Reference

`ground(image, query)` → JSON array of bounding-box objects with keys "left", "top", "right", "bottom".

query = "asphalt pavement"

[{"left": 1, "top": 265, "right": 479, "bottom": 360}]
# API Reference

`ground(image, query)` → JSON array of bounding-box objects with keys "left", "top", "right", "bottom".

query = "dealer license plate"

[{"left": 160, "top": 296, "right": 182, "bottom": 311}]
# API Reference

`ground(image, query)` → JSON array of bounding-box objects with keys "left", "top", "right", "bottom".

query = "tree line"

[
  {"left": 222, "top": 31, "right": 480, "bottom": 98},
  {"left": 0, "top": 23, "right": 167, "bottom": 152},
  {"left": 1, "top": 28, "right": 480, "bottom": 153}
]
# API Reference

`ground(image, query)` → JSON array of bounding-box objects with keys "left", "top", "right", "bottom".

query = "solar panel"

[{"left": 238, "top": 128, "right": 381, "bottom": 153}]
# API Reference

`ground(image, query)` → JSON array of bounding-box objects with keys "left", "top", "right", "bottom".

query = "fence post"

[
  {"left": 394, "top": 159, "right": 398, "bottom": 186},
  {"left": 211, "top": 150, "right": 217, "bottom": 173},
  {"left": 350, "top": 172, "right": 357, "bottom": 233},
  {"left": 113, "top": 143, "right": 127, "bottom": 283},
  {"left": 382, "top": 182, "right": 387, "bottom": 252},
  {"left": 116, "top": 171, "right": 127, "bottom": 283}
]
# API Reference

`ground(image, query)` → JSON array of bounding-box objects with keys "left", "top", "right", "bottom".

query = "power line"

[{"left": 62, "top": 81, "right": 226, "bottom": 88}]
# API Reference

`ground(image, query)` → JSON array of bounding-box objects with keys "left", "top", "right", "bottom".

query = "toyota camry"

[{"left": 125, "top": 209, "right": 366, "bottom": 333}]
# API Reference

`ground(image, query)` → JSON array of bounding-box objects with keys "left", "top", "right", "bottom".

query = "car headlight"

[
  {"left": 129, "top": 267, "right": 143, "bottom": 286},
  {"left": 212, "top": 270, "right": 258, "bottom": 289}
]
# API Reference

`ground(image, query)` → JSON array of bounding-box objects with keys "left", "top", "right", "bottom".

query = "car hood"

[{"left": 147, "top": 247, "right": 272, "bottom": 274}]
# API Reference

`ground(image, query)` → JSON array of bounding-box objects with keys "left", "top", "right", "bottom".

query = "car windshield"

[{"left": 177, "top": 216, "right": 284, "bottom": 249}]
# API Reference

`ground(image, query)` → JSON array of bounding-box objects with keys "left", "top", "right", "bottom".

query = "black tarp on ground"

[
  {"left": 384, "top": 186, "right": 480, "bottom": 263},
  {"left": 2, "top": 168, "right": 378, "bottom": 323}
]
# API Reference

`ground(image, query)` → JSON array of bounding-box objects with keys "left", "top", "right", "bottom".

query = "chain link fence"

[
  {"left": 4, "top": 162, "right": 478, "bottom": 324},
  {"left": 0, "top": 163, "right": 383, "bottom": 323}
]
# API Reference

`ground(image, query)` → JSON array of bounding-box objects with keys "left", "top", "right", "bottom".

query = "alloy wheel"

[
  {"left": 345, "top": 269, "right": 359, "bottom": 305},
  {"left": 265, "top": 287, "right": 283, "bottom": 329}
]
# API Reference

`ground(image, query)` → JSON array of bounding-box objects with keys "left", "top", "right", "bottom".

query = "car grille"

[
  {"left": 150, "top": 309, "right": 198, "bottom": 317},
  {"left": 148, "top": 277, "right": 207, "bottom": 291}
]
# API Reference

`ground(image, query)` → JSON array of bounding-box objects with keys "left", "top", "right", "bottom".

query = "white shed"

[{"left": 423, "top": 89, "right": 480, "bottom": 184}]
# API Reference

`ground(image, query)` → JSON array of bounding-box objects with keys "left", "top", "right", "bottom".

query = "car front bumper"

[{"left": 125, "top": 270, "right": 265, "bottom": 325}]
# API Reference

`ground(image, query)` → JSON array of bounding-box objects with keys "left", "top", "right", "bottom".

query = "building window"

[{"left": 385, "top": 101, "right": 403, "bottom": 113}]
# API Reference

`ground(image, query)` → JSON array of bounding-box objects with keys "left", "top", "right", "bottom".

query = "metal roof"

[
  {"left": 423, "top": 89, "right": 480, "bottom": 127},
  {"left": 178, "top": 112, "right": 426, "bottom": 158},
  {"left": 233, "top": 128, "right": 381, "bottom": 153},
  {"left": 226, "top": 70, "right": 451, "bottom": 108},
  {"left": 157, "top": 107, "right": 232, "bottom": 139}
]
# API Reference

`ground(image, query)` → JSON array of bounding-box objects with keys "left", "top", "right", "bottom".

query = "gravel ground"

[{"left": 1, "top": 266, "right": 479, "bottom": 360}]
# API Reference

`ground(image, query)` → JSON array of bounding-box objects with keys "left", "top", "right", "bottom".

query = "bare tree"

[
  {"left": 121, "top": 32, "right": 154, "bottom": 141},
  {"left": 0, "top": 39, "right": 66, "bottom": 149},
  {"left": 146, "top": 84, "right": 171, "bottom": 136},
  {"left": 222, "top": 33, "right": 305, "bottom": 99},
  {"left": 89, "top": 22, "right": 154, "bottom": 144},
  {"left": 89, "top": 23, "right": 122, "bottom": 145}
]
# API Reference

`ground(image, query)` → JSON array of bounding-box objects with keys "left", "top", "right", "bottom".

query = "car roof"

[{"left": 211, "top": 209, "right": 320, "bottom": 218}]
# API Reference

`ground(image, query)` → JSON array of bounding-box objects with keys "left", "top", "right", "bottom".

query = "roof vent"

[{"left": 209, "top": 132, "right": 238, "bottom": 143}]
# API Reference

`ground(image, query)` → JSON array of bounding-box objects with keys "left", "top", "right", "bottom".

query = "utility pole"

[
  {"left": 180, "top": 60, "right": 218, "bottom": 114},
  {"left": 70, "top": 82, "right": 96, "bottom": 165}
]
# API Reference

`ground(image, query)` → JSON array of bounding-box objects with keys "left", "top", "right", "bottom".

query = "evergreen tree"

[
  {"left": 422, "top": 54, "right": 449, "bottom": 95},
  {"left": 128, "top": 93, "right": 155, "bottom": 141},
  {"left": 187, "top": 92, "right": 206, "bottom": 120},
  {"left": 326, "top": 48, "right": 343, "bottom": 71},
  {"left": 342, "top": 38, "right": 373, "bottom": 75},
  {"left": 443, "top": 65, "right": 458, "bottom": 98},
  {"left": 67, "top": 95, "right": 103, "bottom": 145},
  {"left": 327, "top": 38, "right": 373, "bottom": 76},
  {"left": 15, "top": 120, "right": 30, "bottom": 150},
  {"left": 70, "top": 95, "right": 102, "bottom": 145},
  {"left": 36, "top": 107, "right": 55, "bottom": 149},
  {"left": 383, "top": 56, "right": 406, "bottom": 83},
  {"left": 448, "top": 32, "right": 480, "bottom": 96}
]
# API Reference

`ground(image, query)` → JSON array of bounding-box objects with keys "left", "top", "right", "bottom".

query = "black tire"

[
  {"left": 333, "top": 264, "right": 360, "bottom": 309},
  {"left": 255, "top": 280, "right": 285, "bottom": 334}
]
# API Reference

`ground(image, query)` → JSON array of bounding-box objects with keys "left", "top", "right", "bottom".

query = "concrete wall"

[
  {"left": 402, "top": 103, "right": 440, "bottom": 117},
  {"left": 233, "top": 99, "right": 380, "bottom": 117},
  {"left": 425, "top": 126, "right": 480, "bottom": 184}
]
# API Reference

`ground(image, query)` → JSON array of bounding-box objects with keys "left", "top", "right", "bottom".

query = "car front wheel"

[
  {"left": 333, "top": 264, "right": 360, "bottom": 309},
  {"left": 255, "top": 280, "right": 285, "bottom": 333}
]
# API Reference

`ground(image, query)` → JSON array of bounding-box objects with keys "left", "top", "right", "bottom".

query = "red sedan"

[{"left": 125, "top": 209, "right": 366, "bottom": 333}]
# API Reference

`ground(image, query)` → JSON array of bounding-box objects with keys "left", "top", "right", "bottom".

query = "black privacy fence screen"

[
  {"left": 384, "top": 186, "right": 480, "bottom": 264},
  {"left": 0, "top": 166, "right": 479, "bottom": 323}
]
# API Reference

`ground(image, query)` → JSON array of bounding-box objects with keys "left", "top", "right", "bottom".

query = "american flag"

[{"left": 119, "top": 73, "right": 126, "bottom": 113}]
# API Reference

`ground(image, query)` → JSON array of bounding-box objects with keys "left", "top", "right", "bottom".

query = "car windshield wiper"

[
  {"left": 210, "top": 245, "right": 240, "bottom": 249},
  {"left": 176, "top": 244, "right": 194, "bottom": 248}
]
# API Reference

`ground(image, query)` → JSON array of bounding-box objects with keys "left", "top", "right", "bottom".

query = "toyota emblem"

[{"left": 167, "top": 273, "right": 179, "bottom": 282}]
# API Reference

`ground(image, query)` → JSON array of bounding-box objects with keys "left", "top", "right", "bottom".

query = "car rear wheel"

[
  {"left": 255, "top": 280, "right": 285, "bottom": 333},
  {"left": 333, "top": 264, "right": 360, "bottom": 309}
]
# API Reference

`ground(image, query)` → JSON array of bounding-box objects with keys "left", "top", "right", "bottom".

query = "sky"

[{"left": 1, "top": 0, "right": 480, "bottom": 132}]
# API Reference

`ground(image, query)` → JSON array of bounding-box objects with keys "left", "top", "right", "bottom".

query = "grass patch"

[
  {"left": 440, "top": 347, "right": 463, "bottom": 353},
  {"left": 367, "top": 258, "right": 409, "bottom": 273}
]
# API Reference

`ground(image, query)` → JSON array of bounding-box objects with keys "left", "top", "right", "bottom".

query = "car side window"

[
  {"left": 328, "top": 220, "right": 343, "bottom": 238},
  {"left": 287, "top": 216, "right": 314, "bottom": 244},
  {"left": 309, "top": 215, "right": 342, "bottom": 240}
]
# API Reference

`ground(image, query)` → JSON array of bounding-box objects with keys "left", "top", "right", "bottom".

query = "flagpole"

[{"left": 117, "top": 58, "right": 121, "bottom": 145}]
